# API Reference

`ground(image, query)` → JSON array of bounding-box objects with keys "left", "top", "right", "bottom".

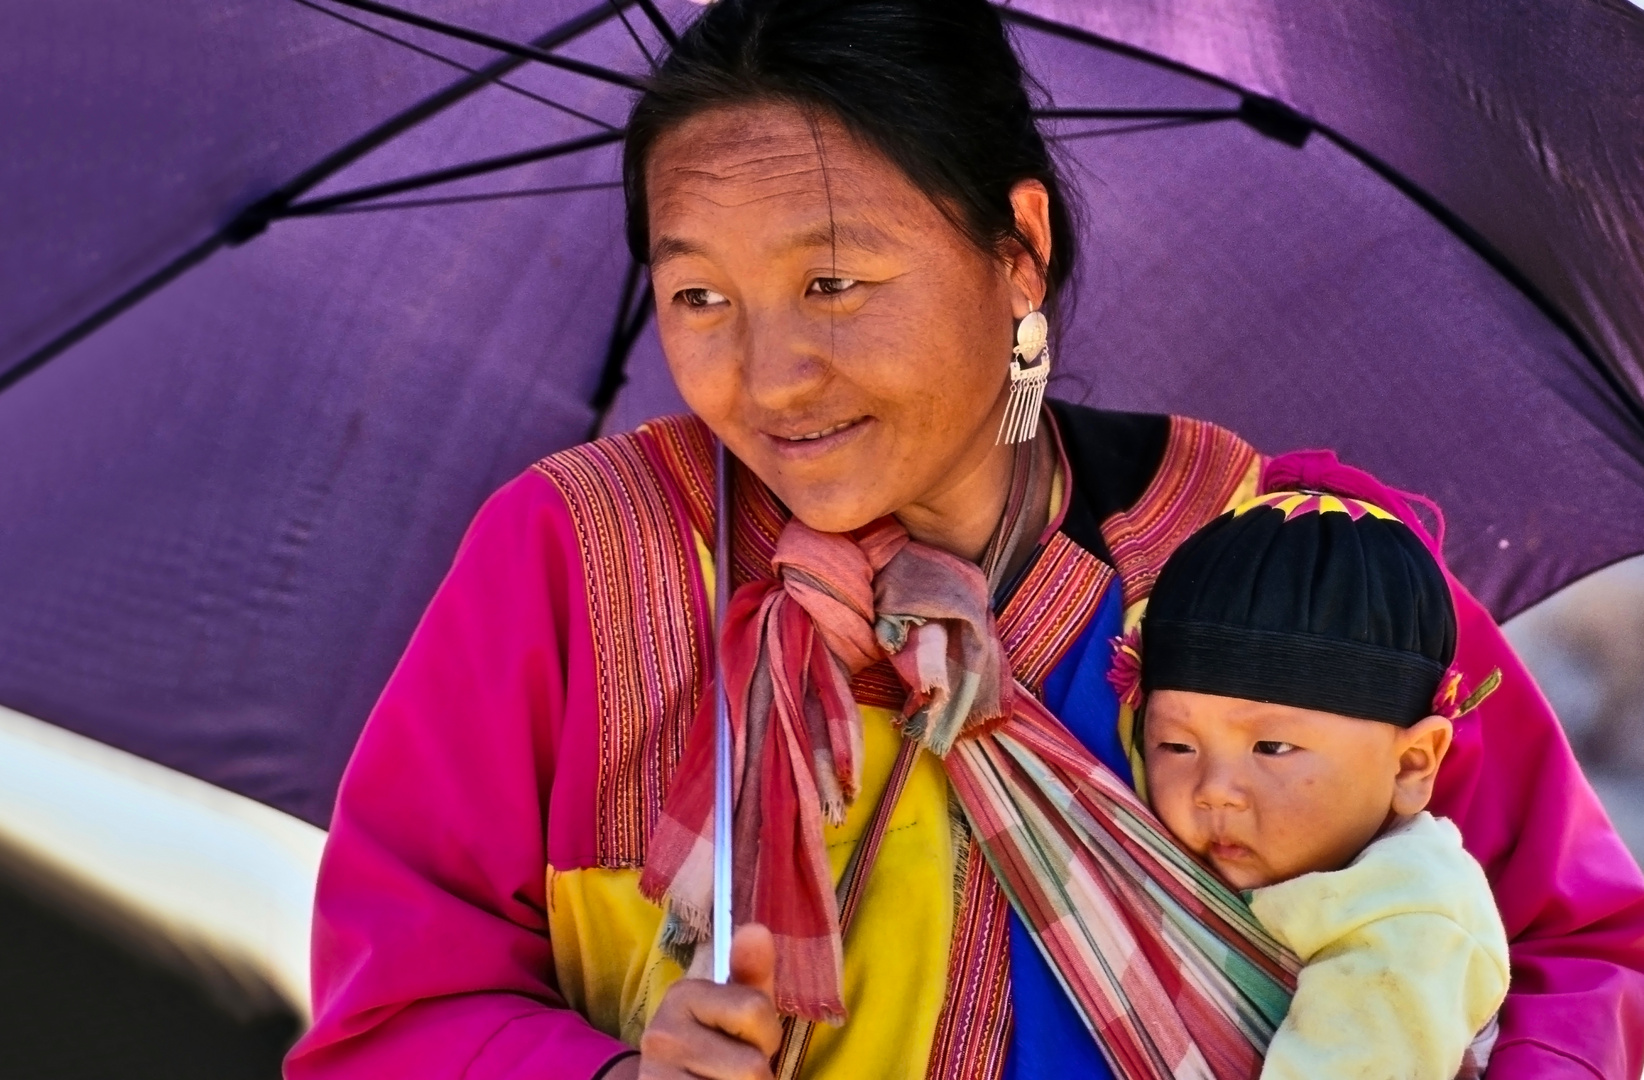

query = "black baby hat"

[{"left": 1139, "top": 492, "right": 1458, "bottom": 727}]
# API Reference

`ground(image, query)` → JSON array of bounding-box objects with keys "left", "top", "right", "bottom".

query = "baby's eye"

[
  {"left": 1154, "top": 741, "right": 1195, "bottom": 755},
  {"left": 807, "top": 276, "right": 858, "bottom": 297},
  {"left": 1253, "top": 741, "right": 1297, "bottom": 756},
  {"left": 675, "top": 287, "right": 728, "bottom": 308}
]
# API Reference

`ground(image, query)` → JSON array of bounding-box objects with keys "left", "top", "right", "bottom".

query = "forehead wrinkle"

[
  {"left": 665, "top": 151, "right": 827, "bottom": 184},
  {"left": 663, "top": 184, "right": 816, "bottom": 208},
  {"left": 647, "top": 109, "right": 929, "bottom": 266},
  {"left": 651, "top": 162, "right": 849, "bottom": 215},
  {"left": 669, "top": 164, "right": 825, "bottom": 187},
  {"left": 676, "top": 171, "right": 834, "bottom": 201},
  {"left": 652, "top": 100, "right": 895, "bottom": 195},
  {"left": 656, "top": 131, "right": 824, "bottom": 183}
]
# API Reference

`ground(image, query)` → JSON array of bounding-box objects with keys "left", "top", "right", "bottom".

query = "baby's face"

[{"left": 1143, "top": 690, "right": 1449, "bottom": 891}]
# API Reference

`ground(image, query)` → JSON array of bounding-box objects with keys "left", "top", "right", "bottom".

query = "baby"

[{"left": 1129, "top": 491, "right": 1510, "bottom": 1080}]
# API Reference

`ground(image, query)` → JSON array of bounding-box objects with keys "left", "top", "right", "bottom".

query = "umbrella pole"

[{"left": 712, "top": 441, "right": 734, "bottom": 983}]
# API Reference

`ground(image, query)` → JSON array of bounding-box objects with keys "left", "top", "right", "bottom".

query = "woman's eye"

[
  {"left": 807, "top": 277, "right": 858, "bottom": 297},
  {"left": 675, "top": 287, "right": 728, "bottom": 308},
  {"left": 1155, "top": 741, "right": 1195, "bottom": 756},
  {"left": 1253, "top": 741, "right": 1297, "bottom": 756}
]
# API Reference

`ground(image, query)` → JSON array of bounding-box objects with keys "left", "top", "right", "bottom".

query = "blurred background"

[{"left": 1508, "top": 555, "right": 1644, "bottom": 859}]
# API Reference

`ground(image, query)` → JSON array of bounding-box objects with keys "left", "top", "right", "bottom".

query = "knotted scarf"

[{"left": 640, "top": 515, "right": 1299, "bottom": 1079}]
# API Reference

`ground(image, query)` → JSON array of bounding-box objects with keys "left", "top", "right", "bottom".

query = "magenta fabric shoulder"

[
  {"left": 1263, "top": 450, "right": 1644, "bottom": 1080},
  {"left": 284, "top": 467, "right": 624, "bottom": 1080},
  {"left": 289, "top": 441, "right": 1644, "bottom": 1080}
]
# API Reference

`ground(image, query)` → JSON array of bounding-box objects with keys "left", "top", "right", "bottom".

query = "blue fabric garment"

[{"left": 1002, "top": 579, "right": 1126, "bottom": 1080}]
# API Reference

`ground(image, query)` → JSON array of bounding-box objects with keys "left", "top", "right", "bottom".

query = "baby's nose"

[{"left": 1193, "top": 767, "right": 1250, "bottom": 810}]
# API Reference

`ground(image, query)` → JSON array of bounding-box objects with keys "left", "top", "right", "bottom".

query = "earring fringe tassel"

[{"left": 998, "top": 309, "right": 1050, "bottom": 444}]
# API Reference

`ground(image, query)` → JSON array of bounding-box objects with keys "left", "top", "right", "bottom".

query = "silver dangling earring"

[{"left": 997, "top": 304, "right": 1050, "bottom": 444}]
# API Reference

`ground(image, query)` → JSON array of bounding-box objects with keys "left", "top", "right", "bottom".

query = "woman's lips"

[{"left": 762, "top": 416, "right": 871, "bottom": 459}]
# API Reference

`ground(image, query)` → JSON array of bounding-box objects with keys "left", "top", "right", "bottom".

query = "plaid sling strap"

[{"left": 641, "top": 513, "right": 1300, "bottom": 1079}]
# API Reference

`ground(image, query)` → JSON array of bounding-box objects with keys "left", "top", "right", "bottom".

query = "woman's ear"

[
  {"left": 1390, "top": 715, "right": 1454, "bottom": 816},
  {"left": 1005, "top": 179, "right": 1052, "bottom": 317}
]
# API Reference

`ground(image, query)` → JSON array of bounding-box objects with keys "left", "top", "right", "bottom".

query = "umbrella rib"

[
  {"left": 1314, "top": 126, "right": 1644, "bottom": 435},
  {"left": 589, "top": 260, "right": 656, "bottom": 439},
  {"left": 228, "top": 0, "right": 631, "bottom": 242},
  {"left": 316, "top": 0, "right": 645, "bottom": 90},
  {"left": 1045, "top": 115, "right": 1238, "bottom": 143},
  {"left": 1002, "top": 3, "right": 1642, "bottom": 428},
  {"left": 606, "top": 0, "right": 658, "bottom": 71},
  {"left": 0, "top": 0, "right": 634, "bottom": 398},
  {"left": 297, "top": 180, "right": 625, "bottom": 215},
  {"left": 595, "top": 258, "right": 645, "bottom": 412},
  {"left": 631, "top": 0, "right": 680, "bottom": 48},
  {"left": 0, "top": 234, "right": 226, "bottom": 394},
  {"left": 997, "top": 7, "right": 1245, "bottom": 99},
  {"left": 1034, "top": 108, "right": 1238, "bottom": 121},
  {"left": 279, "top": 130, "right": 626, "bottom": 217},
  {"left": 292, "top": 0, "right": 619, "bottom": 130}
]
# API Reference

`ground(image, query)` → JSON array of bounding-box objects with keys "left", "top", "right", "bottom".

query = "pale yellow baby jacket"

[{"left": 1249, "top": 811, "right": 1510, "bottom": 1080}]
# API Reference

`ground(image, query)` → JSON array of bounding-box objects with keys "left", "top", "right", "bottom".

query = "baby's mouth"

[{"left": 1207, "top": 839, "right": 1254, "bottom": 863}]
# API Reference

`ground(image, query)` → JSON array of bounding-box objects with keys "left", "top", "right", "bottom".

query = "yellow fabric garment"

[
  {"left": 546, "top": 706, "right": 956, "bottom": 1075},
  {"left": 1248, "top": 812, "right": 1510, "bottom": 1080},
  {"left": 550, "top": 532, "right": 955, "bottom": 1073}
]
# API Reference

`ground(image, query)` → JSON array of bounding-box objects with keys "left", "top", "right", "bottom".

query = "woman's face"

[{"left": 645, "top": 102, "right": 1040, "bottom": 535}]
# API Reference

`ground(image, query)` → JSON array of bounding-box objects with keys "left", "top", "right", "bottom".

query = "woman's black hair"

[{"left": 622, "top": 0, "right": 1078, "bottom": 310}]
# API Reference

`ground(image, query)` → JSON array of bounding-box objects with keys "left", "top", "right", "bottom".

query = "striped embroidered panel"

[
  {"left": 1102, "top": 418, "right": 1259, "bottom": 608},
  {"left": 924, "top": 833, "right": 1016, "bottom": 1080},
  {"left": 998, "top": 533, "right": 1113, "bottom": 692},
  {"left": 534, "top": 419, "right": 711, "bottom": 867},
  {"left": 1101, "top": 417, "right": 1261, "bottom": 797}
]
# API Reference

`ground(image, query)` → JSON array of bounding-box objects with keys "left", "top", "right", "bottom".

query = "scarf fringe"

[
  {"left": 659, "top": 899, "right": 712, "bottom": 970},
  {"left": 776, "top": 990, "right": 847, "bottom": 1028}
]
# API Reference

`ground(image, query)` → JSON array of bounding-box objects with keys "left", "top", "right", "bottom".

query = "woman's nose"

[{"left": 741, "top": 307, "right": 831, "bottom": 411}]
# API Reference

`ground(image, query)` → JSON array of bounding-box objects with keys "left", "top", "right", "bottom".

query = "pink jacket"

[{"left": 286, "top": 453, "right": 1644, "bottom": 1079}]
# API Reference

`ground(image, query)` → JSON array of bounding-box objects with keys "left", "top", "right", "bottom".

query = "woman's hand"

[{"left": 610, "top": 923, "right": 783, "bottom": 1080}]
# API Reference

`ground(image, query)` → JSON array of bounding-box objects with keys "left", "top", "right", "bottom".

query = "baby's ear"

[{"left": 1390, "top": 715, "right": 1454, "bottom": 816}]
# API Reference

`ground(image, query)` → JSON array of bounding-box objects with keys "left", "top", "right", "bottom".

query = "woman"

[{"left": 285, "top": 2, "right": 1644, "bottom": 1078}]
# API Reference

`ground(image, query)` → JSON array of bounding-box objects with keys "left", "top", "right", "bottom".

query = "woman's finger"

[
  {"left": 729, "top": 923, "right": 777, "bottom": 1003},
  {"left": 642, "top": 980, "right": 776, "bottom": 1079},
  {"left": 642, "top": 1030, "right": 771, "bottom": 1080},
  {"left": 684, "top": 978, "right": 782, "bottom": 1059}
]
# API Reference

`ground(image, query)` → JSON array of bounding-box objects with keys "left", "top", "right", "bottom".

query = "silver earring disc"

[{"left": 1014, "top": 310, "right": 1049, "bottom": 361}]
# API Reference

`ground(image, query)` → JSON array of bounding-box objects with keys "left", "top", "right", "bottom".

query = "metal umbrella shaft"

[{"left": 713, "top": 441, "right": 734, "bottom": 983}]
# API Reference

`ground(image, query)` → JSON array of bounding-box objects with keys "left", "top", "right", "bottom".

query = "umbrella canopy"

[{"left": 2, "top": 0, "right": 1642, "bottom": 828}]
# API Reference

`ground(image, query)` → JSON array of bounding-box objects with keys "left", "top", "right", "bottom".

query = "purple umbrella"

[{"left": 2, "top": 0, "right": 1641, "bottom": 843}]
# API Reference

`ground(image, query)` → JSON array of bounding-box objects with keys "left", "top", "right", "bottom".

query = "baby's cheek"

[
  {"left": 1145, "top": 768, "right": 1201, "bottom": 850},
  {"left": 1253, "top": 774, "right": 1361, "bottom": 878}
]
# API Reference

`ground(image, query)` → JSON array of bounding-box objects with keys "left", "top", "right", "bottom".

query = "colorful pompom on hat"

[{"left": 1139, "top": 491, "right": 1459, "bottom": 727}]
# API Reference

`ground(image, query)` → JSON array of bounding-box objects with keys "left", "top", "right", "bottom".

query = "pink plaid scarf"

[
  {"left": 640, "top": 516, "right": 1295, "bottom": 1075},
  {"left": 640, "top": 517, "right": 1007, "bottom": 1020}
]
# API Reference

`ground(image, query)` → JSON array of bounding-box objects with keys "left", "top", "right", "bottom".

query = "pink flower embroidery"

[{"left": 1107, "top": 625, "right": 1144, "bottom": 711}]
